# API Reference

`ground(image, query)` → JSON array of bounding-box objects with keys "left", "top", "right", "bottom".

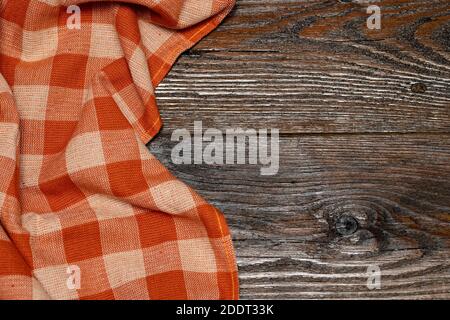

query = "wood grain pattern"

[
  {"left": 149, "top": 134, "right": 450, "bottom": 298},
  {"left": 150, "top": 0, "right": 450, "bottom": 299},
  {"left": 155, "top": 0, "right": 450, "bottom": 133}
]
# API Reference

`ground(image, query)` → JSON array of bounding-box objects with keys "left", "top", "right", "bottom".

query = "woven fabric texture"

[{"left": 0, "top": 0, "right": 238, "bottom": 300}]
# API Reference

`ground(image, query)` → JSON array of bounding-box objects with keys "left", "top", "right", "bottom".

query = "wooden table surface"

[{"left": 149, "top": 0, "right": 450, "bottom": 299}]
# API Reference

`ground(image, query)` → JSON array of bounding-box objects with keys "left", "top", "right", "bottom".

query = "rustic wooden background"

[{"left": 149, "top": 0, "right": 450, "bottom": 299}]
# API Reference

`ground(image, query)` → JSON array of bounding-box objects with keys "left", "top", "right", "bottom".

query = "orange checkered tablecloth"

[{"left": 0, "top": 0, "right": 238, "bottom": 300}]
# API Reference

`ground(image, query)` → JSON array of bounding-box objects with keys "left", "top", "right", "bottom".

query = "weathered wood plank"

[
  {"left": 151, "top": 0, "right": 450, "bottom": 299},
  {"left": 236, "top": 242, "right": 450, "bottom": 299},
  {"left": 148, "top": 133, "right": 450, "bottom": 299},
  {"left": 156, "top": 0, "right": 450, "bottom": 133}
]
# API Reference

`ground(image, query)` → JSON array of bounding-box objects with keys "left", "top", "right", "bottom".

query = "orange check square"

[
  {"left": 0, "top": 240, "right": 31, "bottom": 276},
  {"left": 94, "top": 96, "right": 131, "bottom": 131},
  {"left": 50, "top": 54, "right": 88, "bottom": 89},
  {"left": 106, "top": 160, "right": 148, "bottom": 197},
  {"left": 44, "top": 120, "right": 77, "bottom": 155},
  {"left": 147, "top": 271, "right": 187, "bottom": 300},
  {"left": 62, "top": 221, "right": 103, "bottom": 263},
  {"left": 1, "top": 0, "right": 30, "bottom": 27},
  {"left": 39, "top": 174, "right": 86, "bottom": 211},
  {"left": 0, "top": 54, "right": 20, "bottom": 85},
  {"left": 136, "top": 211, "right": 178, "bottom": 248}
]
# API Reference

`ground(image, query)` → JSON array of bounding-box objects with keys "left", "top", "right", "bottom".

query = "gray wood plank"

[
  {"left": 148, "top": 133, "right": 450, "bottom": 299},
  {"left": 156, "top": 0, "right": 450, "bottom": 133},
  {"left": 150, "top": 0, "right": 450, "bottom": 299}
]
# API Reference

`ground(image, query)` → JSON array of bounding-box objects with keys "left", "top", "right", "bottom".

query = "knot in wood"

[
  {"left": 410, "top": 83, "right": 427, "bottom": 93},
  {"left": 335, "top": 215, "right": 359, "bottom": 236}
]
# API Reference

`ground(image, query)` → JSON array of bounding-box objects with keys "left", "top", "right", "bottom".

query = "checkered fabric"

[{"left": 0, "top": 0, "right": 238, "bottom": 300}]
